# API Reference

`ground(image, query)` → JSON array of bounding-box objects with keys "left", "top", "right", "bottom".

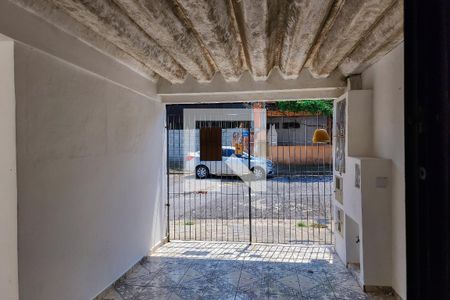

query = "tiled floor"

[{"left": 97, "top": 241, "right": 379, "bottom": 300}]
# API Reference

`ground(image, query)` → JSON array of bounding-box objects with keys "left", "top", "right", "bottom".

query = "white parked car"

[{"left": 185, "top": 146, "right": 274, "bottom": 179}]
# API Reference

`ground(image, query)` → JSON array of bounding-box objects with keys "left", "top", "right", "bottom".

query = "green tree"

[{"left": 276, "top": 100, "right": 333, "bottom": 116}]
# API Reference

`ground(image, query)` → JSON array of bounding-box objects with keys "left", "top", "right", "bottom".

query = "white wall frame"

[
  {"left": 333, "top": 89, "right": 393, "bottom": 289},
  {"left": 158, "top": 69, "right": 346, "bottom": 103},
  {"left": 0, "top": 38, "right": 19, "bottom": 300}
]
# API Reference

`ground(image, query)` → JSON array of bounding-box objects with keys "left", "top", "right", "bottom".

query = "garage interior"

[{"left": 0, "top": 0, "right": 406, "bottom": 299}]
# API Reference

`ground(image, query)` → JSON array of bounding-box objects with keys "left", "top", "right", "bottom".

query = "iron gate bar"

[
  {"left": 248, "top": 125, "right": 252, "bottom": 243},
  {"left": 166, "top": 105, "right": 333, "bottom": 245},
  {"left": 166, "top": 117, "right": 170, "bottom": 241}
]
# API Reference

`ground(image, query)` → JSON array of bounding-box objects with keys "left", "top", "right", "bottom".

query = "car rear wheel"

[{"left": 196, "top": 165, "right": 209, "bottom": 179}]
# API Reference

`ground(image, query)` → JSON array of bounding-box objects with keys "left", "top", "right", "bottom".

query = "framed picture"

[{"left": 335, "top": 99, "right": 346, "bottom": 173}]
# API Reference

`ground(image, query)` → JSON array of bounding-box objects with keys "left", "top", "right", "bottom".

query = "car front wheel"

[
  {"left": 195, "top": 165, "right": 209, "bottom": 179},
  {"left": 252, "top": 167, "right": 265, "bottom": 180}
]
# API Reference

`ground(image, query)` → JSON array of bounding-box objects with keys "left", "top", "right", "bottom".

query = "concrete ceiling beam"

[
  {"left": 339, "top": 0, "right": 403, "bottom": 76},
  {"left": 175, "top": 0, "right": 244, "bottom": 82},
  {"left": 51, "top": 0, "right": 186, "bottom": 83},
  {"left": 308, "top": 0, "right": 395, "bottom": 78},
  {"left": 157, "top": 68, "right": 346, "bottom": 103},
  {"left": 232, "top": 0, "right": 286, "bottom": 81},
  {"left": 279, "top": 0, "right": 334, "bottom": 80},
  {"left": 159, "top": 89, "right": 343, "bottom": 104},
  {"left": 114, "top": 0, "right": 215, "bottom": 82}
]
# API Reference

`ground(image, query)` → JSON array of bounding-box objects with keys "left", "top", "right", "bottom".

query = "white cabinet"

[{"left": 333, "top": 91, "right": 392, "bottom": 289}]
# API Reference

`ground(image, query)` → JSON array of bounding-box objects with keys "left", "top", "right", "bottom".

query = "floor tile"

[
  {"left": 238, "top": 269, "right": 268, "bottom": 288},
  {"left": 140, "top": 257, "right": 166, "bottom": 273},
  {"left": 95, "top": 286, "right": 123, "bottom": 300},
  {"left": 202, "top": 287, "right": 237, "bottom": 300},
  {"left": 97, "top": 242, "right": 379, "bottom": 300},
  {"left": 268, "top": 294, "right": 303, "bottom": 300},
  {"left": 297, "top": 272, "right": 325, "bottom": 292},
  {"left": 332, "top": 287, "right": 370, "bottom": 300},
  {"left": 267, "top": 274, "right": 302, "bottom": 296},
  {"left": 114, "top": 284, "right": 145, "bottom": 300},
  {"left": 209, "top": 271, "right": 242, "bottom": 289},
  {"left": 235, "top": 288, "right": 269, "bottom": 300},
  {"left": 117, "top": 264, "right": 156, "bottom": 287},
  {"left": 301, "top": 284, "right": 336, "bottom": 300},
  {"left": 178, "top": 275, "right": 215, "bottom": 295},
  {"left": 148, "top": 271, "right": 185, "bottom": 287},
  {"left": 133, "top": 286, "right": 173, "bottom": 300},
  {"left": 170, "top": 287, "right": 204, "bottom": 300}
]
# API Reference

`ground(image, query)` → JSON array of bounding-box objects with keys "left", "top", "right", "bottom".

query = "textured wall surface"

[
  {"left": 0, "top": 40, "right": 19, "bottom": 300},
  {"left": 9, "top": 0, "right": 403, "bottom": 83},
  {"left": 15, "top": 43, "right": 166, "bottom": 300},
  {"left": 362, "top": 43, "right": 405, "bottom": 299}
]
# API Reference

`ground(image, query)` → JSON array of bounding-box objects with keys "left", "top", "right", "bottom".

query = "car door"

[
  {"left": 238, "top": 153, "right": 252, "bottom": 175},
  {"left": 221, "top": 148, "right": 235, "bottom": 175}
]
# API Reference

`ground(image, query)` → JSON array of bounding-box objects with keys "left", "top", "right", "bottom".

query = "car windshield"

[{"left": 240, "top": 152, "right": 252, "bottom": 159}]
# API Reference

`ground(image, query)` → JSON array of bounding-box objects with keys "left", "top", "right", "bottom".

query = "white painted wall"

[
  {"left": 345, "top": 90, "right": 373, "bottom": 157},
  {"left": 158, "top": 69, "right": 346, "bottom": 103},
  {"left": 14, "top": 43, "right": 166, "bottom": 300},
  {"left": 337, "top": 155, "right": 392, "bottom": 288},
  {"left": 359, "top": 158, "right": 392, "bottom": 287},
  {"left": 362, "top": 43, "right": 405, "bottom": 299},
  {"left": 0, "top": 40, "right": 19, "bottom": 300},
  {"left": 333, "top": 91, "right": 373, "bottom": 269}
]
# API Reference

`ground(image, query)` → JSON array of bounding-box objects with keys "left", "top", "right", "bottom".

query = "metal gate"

[{"left": 166, "top": 103, "right": 333, "bottom": 245}]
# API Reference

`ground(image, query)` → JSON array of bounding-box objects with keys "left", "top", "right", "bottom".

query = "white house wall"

[
  {"left": 362, "top": 43, "right": 405, "bottom": 299},
  {"left": 14, "top": 42, "right": 166, "bottom": 300},
  {"left": 0, "top": 39, "right": 19, "bottom": 300}
]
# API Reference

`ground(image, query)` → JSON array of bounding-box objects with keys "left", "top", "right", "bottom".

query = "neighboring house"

[
  {"left": 167, "top": 103, "right": 332, "bottom": 169},
  {"left": 265, "top": 104, "right": 333, "bottom": 166}
]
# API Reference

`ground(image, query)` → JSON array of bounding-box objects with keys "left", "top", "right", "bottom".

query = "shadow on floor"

[{"left": 96, "top": 241, "right": 394, "bottom": 300}]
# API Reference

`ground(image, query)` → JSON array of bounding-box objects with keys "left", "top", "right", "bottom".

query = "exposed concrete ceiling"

[{"left": 9, "top": 0, "right": 403, "bottom": 84}]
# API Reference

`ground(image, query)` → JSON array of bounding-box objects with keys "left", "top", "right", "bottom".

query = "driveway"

[{"left": 168, "top": 173, "right": 333, "bottom": 244}]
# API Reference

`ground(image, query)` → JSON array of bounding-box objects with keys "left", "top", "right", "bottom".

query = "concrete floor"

[{"left": 96, "top": 241, "right": 387, "bottom": 300}]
